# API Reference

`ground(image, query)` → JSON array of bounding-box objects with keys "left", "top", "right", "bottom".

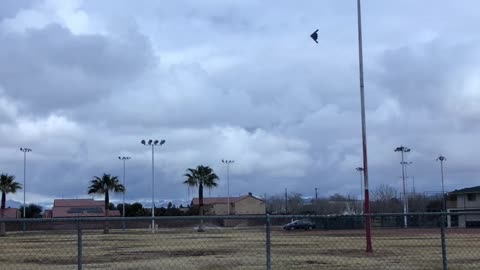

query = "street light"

[
  {"left": 311, "top": 0, "right": 372, "bottom": 252},
  {"left": 221, "top": 160, "right": 234, "bottom": 215},
  {"left": 118, "top": 156, "right": 131, "bottom": 230},
  {"left": 20, "top": 147, "right": 31, "bottom": 232},
  {"left": 395, "top": 145, "right": 411, "bottom": 228},
  {"left": 356, "top": 167, "right": 364, "bottom": 212},
  {"left": 141, "top": 139, "right": 166, "bottom": 233},
  {"left": 436, "top": 155, "right": 446, "bottom": 211}
]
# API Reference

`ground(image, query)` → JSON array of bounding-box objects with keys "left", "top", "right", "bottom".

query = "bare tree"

[{"left": 371, "top": 185, "right": 402, "bottom": 213}]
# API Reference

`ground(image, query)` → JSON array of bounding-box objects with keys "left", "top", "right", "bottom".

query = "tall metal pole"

[
  {"left": 20, "top": 147, "right": 31, "bottom": 232},
  {"left": 401, "top": 151, "right": 407, "bottom": 228},
  {"left": 356, "top": 167, "right": 364, "bottom": 211},
  {"left": 151, "top": 144, "right": 155, "bottom": 233},
  {"left": 23, "top": 150, "right": 26, "bottom": 219},
  {"left": 222, "top": 160, "right": 234, "bottom": 215},
  {"left": 227, "top": 163, "right": 230, "bottom": 214},
  {"left": 141, "top": 139, "right": 165, "bottom": 234},
  {"left": 402, "top": 161, "right": 412, "bottom": 214},
  {"left": 395, "top": 146, "right": 410, "bottom": 228},
  {"left": 437, "top": 155, "right": 446, "bottom": 211},
  {"left": 357, "top": 0, "right": 372, "bottom": 253},
  {"left": 118, "top": 156, "right": 130, "bottom": 230},
  {"left": 412, "top": 176, "right": 416, "bottom": 194},
  {"left": 310, "top": 0, "right": 372, "bottom": 252},
  {"left": 123, "top": 159, "right": 126, "bottom": 216}
]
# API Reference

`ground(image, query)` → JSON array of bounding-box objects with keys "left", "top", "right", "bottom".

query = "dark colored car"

[{"left": 283, "top": 219, "right": 316, "bottom": 230}]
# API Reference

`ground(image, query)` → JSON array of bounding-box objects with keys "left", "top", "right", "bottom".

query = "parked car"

[{"left": 283, "top": 219, "right": 315, "bottom": 230}]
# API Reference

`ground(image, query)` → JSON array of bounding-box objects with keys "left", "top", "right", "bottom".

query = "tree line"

[
  {"left": 264, "top": 184, "right": 443, "bottom": 215},
  {"left": 1, "top": 165, "right": 219, "bottom": 235}
]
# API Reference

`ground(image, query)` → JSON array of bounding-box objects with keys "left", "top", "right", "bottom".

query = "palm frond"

[{"left": 0, "top": 174, "right": 22, "bottom": 194}]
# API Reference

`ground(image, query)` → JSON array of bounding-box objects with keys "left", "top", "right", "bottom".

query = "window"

[
  {"left": 449, "top": 195, "right": 457, "bottom": 201},
  {"left": 468, "top": 194, "right": 476, "bottom": 201}
]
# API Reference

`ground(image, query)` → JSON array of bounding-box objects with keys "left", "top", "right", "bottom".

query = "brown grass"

[{"left": 0, "top": 226, "right": 479, "bottom": 269}]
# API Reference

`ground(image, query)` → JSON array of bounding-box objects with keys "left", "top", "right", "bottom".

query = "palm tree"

[
  {"left": 88, "top": 174, "right": 125, "bottom": 234},
  {"left": 184, "top": 165, "right": 219, "bottom": 232},
  {"left": 0, "top": 174, "right": 22, "bottom": 236}
]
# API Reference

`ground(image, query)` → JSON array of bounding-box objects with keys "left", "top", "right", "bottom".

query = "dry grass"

[{"left": 1, "top": 226, "right": 479, "bottom": 269}]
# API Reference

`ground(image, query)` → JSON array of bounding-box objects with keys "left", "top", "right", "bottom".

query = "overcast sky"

[{"left": 1, "top": 0, "right": 480, "bottom": 205}]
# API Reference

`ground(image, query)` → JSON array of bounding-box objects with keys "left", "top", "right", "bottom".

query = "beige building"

[
  {"left": 192, "top": 193, "right": 266, "bottom": 215},
  {"left": 447, "top": 186, "right": 480, "bottom": 228}
]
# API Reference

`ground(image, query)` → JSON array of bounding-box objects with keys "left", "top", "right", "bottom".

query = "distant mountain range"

[
  {"left": 5, "top": 199, "right": 22, "bottom": 208},
  {"left": 5, "top": 198, "right": 192, "bottom": 210}
]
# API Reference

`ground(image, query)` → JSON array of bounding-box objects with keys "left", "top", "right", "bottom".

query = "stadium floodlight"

[
  {"left": 221, "top": 160, "right": 235, "bottom": 215},
  {"left": 19, "top": 147, "right": 32, "bottom": 232},
  {"left": 436, "top": 155, "right": 447, "bottom": 211},
  {"left": 118, "top": 156, "right": 131, "bottom": 230},
  {"left": 395, "top": 145, "right": 411, "bottom": 228},
  {"left": 141, "top": 139, "right": 166, "bottom": 233}
]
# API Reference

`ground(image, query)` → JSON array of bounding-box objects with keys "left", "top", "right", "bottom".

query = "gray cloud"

[
  {"left": 1, "top": 0, "right": 480, "bottom": 205},
  {"left": 0, "top": 23, "right": 154, "bottom": 114}
]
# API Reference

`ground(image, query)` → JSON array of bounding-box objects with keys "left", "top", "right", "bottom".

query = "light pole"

[
  {"left": 356, "top": 167, "right": 364, "bottom": 212},
  {"left": 221, "top": 160, "right": 234, "bottom": 215},
  {"left": 401, "top": 161, "right": 413, "bottom": 191},
  {"left": 20, "top": 147, "right": 31, "bottom": 232},
  {"left": 310, "top": 0, "right": 372, "bottom": 252},
  {"left": 401, "top": 161, "right": 413, "bottom": 211},
  {"left": 437, "top": 155, "right": 446, "bottom": 211},
  {"left": 395, "top": 145, "right": 411, "bottom": 228},
  {"left": 141, "top": 139, "right": 165, "bottom": 233},
  {"left": 118, "top": 156, "right": 131, "bottom": 229}
]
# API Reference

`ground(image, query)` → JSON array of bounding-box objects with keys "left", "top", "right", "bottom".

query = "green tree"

[
  {"left": 0, "top": 174, "right": 22, "bottom": 236},
  {"left": 183, "top": 165, "right": 219, "bottom": 232},
  {"left": 88, "top": 174, "right": 125, "bottom": 233},
  {"left": 20, "top": 204, "right": 43, "bottom": 218}
]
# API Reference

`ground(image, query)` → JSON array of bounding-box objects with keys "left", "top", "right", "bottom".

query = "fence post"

[
  {"left": 440, "top": 213, "right": 447, "bottom": 270},
  {"left": 77, "top": 221, "right": 83, "bottom": 270},
  {"left": 266, "top": 214, "right": 271, "bottom": 270}
]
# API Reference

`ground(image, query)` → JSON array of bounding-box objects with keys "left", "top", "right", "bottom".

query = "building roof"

[
  {"left": 51, "top": 207, "right": 120, "bottom": 218},
  {"left": 449, "top": 186, "right": 480, "bottom": 194},
  {"left": 0, "top": 208, "right": 20, "bottom": 218},
  {"left": 54, "top": 199, "right": 103, "bottom": 207},
  {"left": 50, "top": 199, "right": 120, "bottom": 218},
  {"left": 192, "top": 194, "right": 264, "bottom": 205}
]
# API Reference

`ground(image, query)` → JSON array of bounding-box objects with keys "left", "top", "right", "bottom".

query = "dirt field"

[{"left": 0, "top": 226, "right": 479, "bottom": 269}]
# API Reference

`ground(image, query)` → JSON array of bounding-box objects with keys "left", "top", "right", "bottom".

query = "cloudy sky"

[{"left": 1, "top": 0, "right": 480, "bottom": 205}]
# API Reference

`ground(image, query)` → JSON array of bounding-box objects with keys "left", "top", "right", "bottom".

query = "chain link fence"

[{"left": 1, "top": 213, "right": 479, "bottom": 269}]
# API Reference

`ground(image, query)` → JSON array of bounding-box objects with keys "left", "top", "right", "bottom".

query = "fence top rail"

[
  {"left": 1, "top": 211, "right": 478, "bottom": 223},
  {"left": 0, "top": 215, "right": 267, "bottom": 223}
]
